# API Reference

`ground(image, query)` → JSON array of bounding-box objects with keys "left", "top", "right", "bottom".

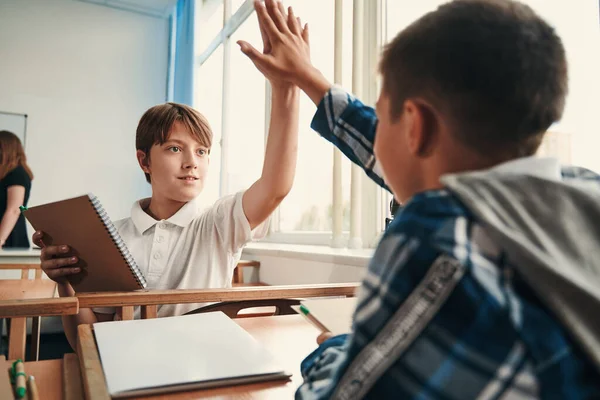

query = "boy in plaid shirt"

[{"left": 240, "top": 0, "right": 600, "bottom": 398}]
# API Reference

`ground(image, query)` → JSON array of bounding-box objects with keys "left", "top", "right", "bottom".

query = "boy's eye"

[
  {"left": 168, "top": 147, "right": 181, "bottom": 153},
  {"left": 197, "top": 149, "right": 207, "bottom": 156}
]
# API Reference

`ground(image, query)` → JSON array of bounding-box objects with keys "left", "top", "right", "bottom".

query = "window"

[
  {"left": 276, "top": 0, "right": 344, "bottom": 234},
  {"left": 194, "top": 45, "right": 224, "bottom": 206},
  {"left": 524, "top": 1, "right": 600, "bottom": 171},
  {"left": 195, "top": 0, "right": 383, "bottom": 247},
  {"left": 195, "top": 0, "right": 223, "bottom": 55},
  {"left": 226, "top": 16, "right": 266, "bottom": 195}
]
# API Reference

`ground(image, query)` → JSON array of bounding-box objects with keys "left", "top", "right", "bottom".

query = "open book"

[
  {"left": 93, "top": 312, "right": 291, "bottom": 398},
  {"left": 294, "top": 297, "right": 358, "bottom": 336},
  {"left": 22, "top": 194, "right": 146, "bottom": 292}
]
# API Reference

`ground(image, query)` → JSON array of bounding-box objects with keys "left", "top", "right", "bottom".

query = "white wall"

[{"left": 0, "top": 0, "right": 169, "bottom": 225}]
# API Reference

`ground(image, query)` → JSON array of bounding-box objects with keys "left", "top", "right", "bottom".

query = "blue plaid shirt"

[{"left": 295, "top": 87, "right": 600, "bottom": 400}]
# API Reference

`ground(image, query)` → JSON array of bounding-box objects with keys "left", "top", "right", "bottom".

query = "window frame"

[{"left": 195, "top": 0, "right": 386, "bottom": 248}]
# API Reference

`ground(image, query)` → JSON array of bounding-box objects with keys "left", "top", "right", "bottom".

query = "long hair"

[{"left": 0, "top": 131, "right": 33, "bottom": 180}]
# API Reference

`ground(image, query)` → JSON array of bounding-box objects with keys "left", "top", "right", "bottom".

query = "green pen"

[
  {"left": 298, "top": 304, "right": 328, "bottom": 332},
  {"left": 299, "top": 304, "right": 310, "bottom": 315}
]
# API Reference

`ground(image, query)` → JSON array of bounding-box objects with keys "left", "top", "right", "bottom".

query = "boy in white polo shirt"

[{"left": 33, "top": 46, "right": 301, "bottom": 348}]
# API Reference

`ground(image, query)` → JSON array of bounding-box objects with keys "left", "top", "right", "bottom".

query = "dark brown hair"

[
  {"left": 379, "top": 0, "right": 568, "bottom": 157},
  {"left": 0, "top": 131, "right": 33, "bottom": 180},
  {"left": 136, "top": 102, "right": 212, "bottom": 183}
]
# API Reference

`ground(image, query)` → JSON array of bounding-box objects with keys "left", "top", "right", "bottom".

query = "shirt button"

[
  {"left": 159, "top": 222, "right": 167, "bottom": 229},
  {"left": 156, "top": 236, "right": 164, "bottom": 243},
  {"left": 153, "top": 252, "right": 161, "bottom": 260}
]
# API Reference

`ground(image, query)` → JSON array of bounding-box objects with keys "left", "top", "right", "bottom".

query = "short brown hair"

[
  {"left": 379, "top": 0, "right": 567, "bottom": 157},
  {"left": 136, "top": 102, "right": 212, "bottom": 183}
]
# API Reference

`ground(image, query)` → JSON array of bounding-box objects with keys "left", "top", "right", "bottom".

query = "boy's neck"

[{"left": 144, "top": 196, "right": 187, "bottom": 221}]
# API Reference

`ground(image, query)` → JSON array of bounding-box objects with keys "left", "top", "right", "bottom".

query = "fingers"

[
  {"left": 254, "top": 0, "right": 281, "bottom": 43},
  {"left": 257, "top": 10, "right": 272, "bottom": 53},
  {"left": 40, "top": 249, "right": 80, "bottom": 281},
  {"left": 40, "top": 244, "right": 70, "bottom": 260},
  {"left": 41, "top": 253, "right": 78, "bottom": 270},
  {"left": 45, "top": 265, "right": 81, "bottom": 280},
  {"left": 302, "top": 22, "right": 309, "bottom": 46},
  {"left": 265, "top": 0, "right": 289, "bottom": 34},
  {"left": 32, "top": 230, "right": 46, "bottom": 248},
  {"left": 238, "top": 41, "right": 267, "bottom": 63},
  {"left": 317, "top": 331, "right": 333, "bottom": 345},
  {"left": 287, "top": 6, "right": 300, "bottom": 35},
  {"left": 238, "top": 41, "right": 272, "bottom": 77}
]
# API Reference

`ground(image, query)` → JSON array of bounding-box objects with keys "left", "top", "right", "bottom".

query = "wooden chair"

[
  {"left": 232, "top": 260, "right": 261, "bottom": 286},
  {"left": 184, "top": 298, "right": 301, "bottom": 318},
  {"left": 0, "top": 263, "right": 55, "bottom": 361},
  {"left": 0, "top": 263, "right": 44, "bottom": 280},
  {"left": 0, "top": 297, "right": 78, "bottom": 361}
]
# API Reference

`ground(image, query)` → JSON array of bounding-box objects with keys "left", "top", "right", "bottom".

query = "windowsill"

[{"left": 242, "top": 242, "right": 373, "bottom": 268}]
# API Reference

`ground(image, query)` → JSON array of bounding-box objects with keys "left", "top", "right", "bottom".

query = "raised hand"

[{"left": 238, "top": 0, "right": 310, "bottom": 86}]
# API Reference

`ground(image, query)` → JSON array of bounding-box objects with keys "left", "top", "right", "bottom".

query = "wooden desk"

[
  {"left": 0, "top": 315, "right": 320, "bottom": 399},
  {"left": 0, "top": 279, "right": 57, "bottom": 361},
  {"left": 76, "top": 314, "right": 320, "bottom": 399}
]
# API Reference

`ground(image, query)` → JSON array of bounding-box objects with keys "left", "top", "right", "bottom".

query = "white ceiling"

[{"left": 77, "top": 0, "right": 178, "bottom": 19}]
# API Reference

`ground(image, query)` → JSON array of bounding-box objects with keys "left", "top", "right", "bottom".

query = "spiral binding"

[{"left": 88, "top": 194, "right": 147, "bottom": 289}]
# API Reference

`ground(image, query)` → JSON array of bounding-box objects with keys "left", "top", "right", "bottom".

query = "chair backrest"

[
  {"left": 232, "top": 260, "right": 260, "bottom": 285},
  {"left": 184, "top": 298, "right": 301, "bottom": 318},
  {"left": 0, "top": 263, "right": 43, "bottom": 280}
]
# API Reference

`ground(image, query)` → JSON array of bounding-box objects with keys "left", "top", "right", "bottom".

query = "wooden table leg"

[
  {"left": 7, "top": 317, "right": 26, "bottom": 361},
  {"left": 31, "top": 316, "right": 41, "bottom": 361}
]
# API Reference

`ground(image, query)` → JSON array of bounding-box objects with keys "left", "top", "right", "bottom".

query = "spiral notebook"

[{"left": 23, "top": 194, "right": 146, "bottom": 292}]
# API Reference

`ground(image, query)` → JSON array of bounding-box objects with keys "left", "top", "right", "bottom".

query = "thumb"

[
  {"left": 237, "top": 41, "right": 264, "bottom": 61},
  {"left": 237, "top": 41, "right": 272, "bottom": 77}
]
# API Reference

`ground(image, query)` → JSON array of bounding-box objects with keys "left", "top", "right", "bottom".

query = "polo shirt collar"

[{"left": 130, "top": 196, "right": 201, "bottom": 234}]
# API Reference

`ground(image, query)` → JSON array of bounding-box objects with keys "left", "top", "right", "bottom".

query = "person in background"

[{"left": 0, "top": 130, "right": 33, "bottom": 249}]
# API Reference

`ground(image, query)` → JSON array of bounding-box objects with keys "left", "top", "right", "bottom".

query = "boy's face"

[
  {"left": 374, "top": 91, "right": 422, "bottom": 204},
  {"left": 138, "top": 121, "right": 210, "bottom": 204}
]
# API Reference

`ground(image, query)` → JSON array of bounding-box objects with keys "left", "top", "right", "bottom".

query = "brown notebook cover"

[{"left": 23, "top": 194, "right": 146, "bottom": 292}]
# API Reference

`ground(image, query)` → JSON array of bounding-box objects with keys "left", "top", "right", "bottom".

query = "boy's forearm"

[
  {"left": 296, "top": 67, "right": 333, "bottom": 107},
  {"left": 57, "top": 282, "right": 98, "bottom": 351},
  {"left": 260, "top": 85, "right": 300, "bottom": 198}
]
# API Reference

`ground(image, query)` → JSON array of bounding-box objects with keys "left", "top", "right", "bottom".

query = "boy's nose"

[
  {"left": 182, "top": 153, "right": 198, "bottom": 169},
  {"left": 182, "top": 160, "right": 197, "bottom": 169}
]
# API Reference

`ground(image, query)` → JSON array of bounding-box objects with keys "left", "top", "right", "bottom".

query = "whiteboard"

[{"left": 0, "top": 111, "right": 27, "bottom": 146}]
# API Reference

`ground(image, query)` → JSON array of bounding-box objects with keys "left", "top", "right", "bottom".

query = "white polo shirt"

[{"left": 94, "top": 191, "right": 268, "bottom": 318}]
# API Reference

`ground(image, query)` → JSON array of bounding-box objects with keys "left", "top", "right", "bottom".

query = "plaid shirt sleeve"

[
  {"left": 310, "top": 86, "right": 390, "bottom": 191},
  {"left": 296, "top": 215, "right": 538, "bottom": 400}
]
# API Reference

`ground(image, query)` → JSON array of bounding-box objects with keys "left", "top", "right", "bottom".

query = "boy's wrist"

[
  {"left": 296, "top": 66, "right": 332, "bottom": 106},
  {"left": 57, "top": 282, "right": 75, "bottom": 297},
  {"left": 270, "top": 81, "right": 297, "bottom": 92}
]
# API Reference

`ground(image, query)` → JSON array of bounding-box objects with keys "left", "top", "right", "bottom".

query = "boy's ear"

[
  {"left": 403, "top": 99, "right": 438, "bottom": 157},
  {"left": 136, "top": 150, "right": 151, "bottom": 173}
]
